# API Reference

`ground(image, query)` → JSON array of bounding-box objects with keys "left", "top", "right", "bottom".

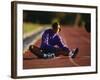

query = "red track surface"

[{"left": 23, "top": 27, "right": 90, "bottom": 69}]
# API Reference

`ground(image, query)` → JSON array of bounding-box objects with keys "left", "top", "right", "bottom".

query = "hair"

[
  {"left": 52, "top": 22, "right": 61, "bottom": 32},
  {"left": 52, "top": 22, "right": 59, "bottom": 29}
]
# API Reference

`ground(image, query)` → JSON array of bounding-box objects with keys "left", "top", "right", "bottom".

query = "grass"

[{"left": 23, "top": 22, "right": 43, "bottom": 34}]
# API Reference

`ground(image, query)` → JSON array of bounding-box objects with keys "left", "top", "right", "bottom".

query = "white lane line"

[
  {"left": 23, "top": 35, "right": 41, "bottom": 54},
  {"left": 69, "top": 56, "right": 80, "bottom": 66},
  {"left": 68, "top": 56, "right": 90, "bottom": 66},
  {"left": 23, "top": 27, "right": 50, "bottom": 54},
  {"left": 23, "top": 27, "right": 44, "bottom": 39},
  {"left": 49, "top": 56, "right": 80, "bottom": 66}
]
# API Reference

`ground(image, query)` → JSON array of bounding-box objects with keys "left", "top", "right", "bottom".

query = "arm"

[
  {"left": 41, "top": 30, "right": 54, "bottom": 49},
  {"left": 56, "top": 35, "right": 69, "bottom": 51}
]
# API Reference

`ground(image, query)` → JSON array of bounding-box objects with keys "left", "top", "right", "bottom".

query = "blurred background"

[{"left": 23, "top": 10, "right": 91, "bottom": 33}]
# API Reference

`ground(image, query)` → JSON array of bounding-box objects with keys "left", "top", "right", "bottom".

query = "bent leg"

[{"left": 29, "top": 45, "right": 43, "bottom": 58}]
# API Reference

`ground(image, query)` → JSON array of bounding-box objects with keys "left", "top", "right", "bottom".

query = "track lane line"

[{"left": 69, "top": 56, "right": 80, "bottom": 66}]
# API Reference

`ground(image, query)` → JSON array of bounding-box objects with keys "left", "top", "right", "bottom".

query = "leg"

[
  {"left": 29, "top": 45, "right": 43, "bottom": 58},
  {"left": 42, "top": 47, "right": 70, "bottom": 57},
  {"left": 54, "top": 47, "right": 70, "bottom": 56}
]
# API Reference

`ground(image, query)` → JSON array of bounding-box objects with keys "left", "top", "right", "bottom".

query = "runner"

[{"left": 29, "top": 22, "right": 79, "bottom": 59}]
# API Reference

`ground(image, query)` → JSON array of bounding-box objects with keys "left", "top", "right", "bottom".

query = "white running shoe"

[{"left": 69, "top": 48, "right": 79, "bottom": 58}]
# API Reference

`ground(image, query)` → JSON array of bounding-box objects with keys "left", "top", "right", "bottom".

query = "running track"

[{"left": 23, "top": 27, "right": 90, "bottom": 69}]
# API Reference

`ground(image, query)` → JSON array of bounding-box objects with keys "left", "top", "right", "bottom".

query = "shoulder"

[
  {"left": 44, "top": 29, "right": 52, "bottom": 33},
  {"left": 55, "top": 34, "right": 61, "bottom": 39}
]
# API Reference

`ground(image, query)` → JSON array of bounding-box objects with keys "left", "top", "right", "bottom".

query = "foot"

[
  {"left": 69, "top": 48, "right": 79, "bottom": 58},
  {"left": 42, "top": 52, "right": 55, "bottom": 59}
]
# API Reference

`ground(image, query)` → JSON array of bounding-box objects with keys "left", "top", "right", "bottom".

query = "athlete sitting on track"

[{"left": 29, "top": 22, "right": 79, "bottom": 59}]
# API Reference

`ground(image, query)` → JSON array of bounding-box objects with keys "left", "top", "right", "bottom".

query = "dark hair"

[{"left": 52, "top": 22, "right": 59, "bottom": 29}]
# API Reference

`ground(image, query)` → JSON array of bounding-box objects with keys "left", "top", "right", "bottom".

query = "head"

[{"left": 52, "top": 22, "right": 61, "bottom": 34}]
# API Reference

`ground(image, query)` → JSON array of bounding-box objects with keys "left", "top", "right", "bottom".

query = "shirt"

[{"left": 40, "top": 29, "right": 68, "bottom": 52}]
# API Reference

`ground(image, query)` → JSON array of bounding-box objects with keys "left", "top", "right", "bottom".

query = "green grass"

[{"left": 23, "top": 23, "right": 42, "bottom": 34}]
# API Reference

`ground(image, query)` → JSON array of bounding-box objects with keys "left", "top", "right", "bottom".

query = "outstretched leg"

[
  {"left": 53, "top": 47, "right": 79, "bottom": 58},
  {"left": 41, "top": 47, "right": 70, "bottom": 57}
]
